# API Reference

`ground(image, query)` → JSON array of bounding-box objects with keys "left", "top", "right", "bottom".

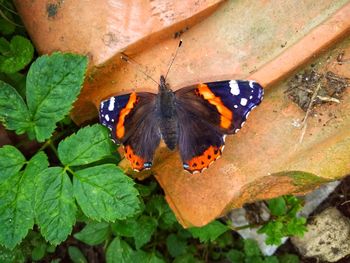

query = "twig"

[
  {"left": 299, "top": 83, "right": 322, "bottom": 144},
  {"left": 294, "top": 86, "right": 340, "bottom": 103}
]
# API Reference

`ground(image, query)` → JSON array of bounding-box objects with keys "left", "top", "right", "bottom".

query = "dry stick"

[
  {"left": 299, "top": 83, "right": 322, "bottom": 144},
  {"left": 295, "top": 86, "right": 340, "bottom": 103}
]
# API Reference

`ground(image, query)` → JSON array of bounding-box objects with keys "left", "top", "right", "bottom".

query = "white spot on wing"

[
  {"left": 234, "top": 105, "right": 238, "bottom": 109},
  {"left": 240, "top": 98, "right": 248, "bottom": 106},
  {"left": 108, "top": 97, "right": 115, "bottom": 111},
  {"left": 249, "top": 80, "right": 255, "bottom": 89},
  {"left": 229, "top": 80, "right": 240, "bottom": 95},
  {"left": 105, "top": 114, "right": 110, "bottom": 121}
]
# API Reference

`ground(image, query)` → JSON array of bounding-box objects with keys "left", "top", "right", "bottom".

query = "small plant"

[{"left": 258, "top": 195, "right": 307, "bottom": 245}]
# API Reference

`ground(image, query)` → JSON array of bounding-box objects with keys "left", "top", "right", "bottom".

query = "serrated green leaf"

[
  {"left": 0, "top": 245, "right": 25, "bottom": 263},
  {"left": 226, "top": 249, "right": 245, "bottom": 263},
  {"left": 134, "top": 216, "right": 157, "bottom": 249},
  {"left": 243, "top": 239, "right": 261, "bottom": 257},
  {"left": 0, "top": 72, "right": 26, "bottom": 98},
  {"left": 58, "top": 124, "right": 114, "bottom": 166},
  {"left": 74, "top": 221, "right": 110, "bottom": 246},
  {"left": 73, "top": 164, "right": 140, "bottom": 221},
  {"left": 68, "top": 246, "right": 87, "bottom": 263},
  {"left": 0, "top": 145, "right": 25, "bottom": 185},
  {"left": 159, "top": 203, "right": 177, "bottom": 230},
  {"left": 145, "top": 195, "right": 169, "bottom": 217},
  {"left": 26, "top": 52, "right": 88, "bottom": 141},
  {"left": 267, "top": 197, "right": 286, "bottom": 216},
  {"left": 166, "top": 234, "right": 187, "bottom": 258},
  {"left": 258, "top": 221, "right": 284, "bottom": 245},
  {"left": 0, "top": 36, "right": 34, "bottom": 73},
  {"left": 189, "top": 220, "right": 229, "bottom": 243},
  {"left": 285, "top": 217, "right": 307, "bottom": 237},
  {"left": 106, "top": 237, "right": 133, "bottom": 263},
  {"left": 0, "top": 151, "right": 47, "bottom": 249},
  {"left": 111, "top": 218, "right": 138, "bottom": 237},
  {"left": 35, "top": 167, "right": 76, "bottom": 245},
  {"left": 0, "top": 81, "right": 30, "bottom": 134}
]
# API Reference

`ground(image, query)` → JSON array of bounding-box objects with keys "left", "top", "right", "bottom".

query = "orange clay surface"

[{"left": 16, "top": 0, "right": 350, "bottom": 227}]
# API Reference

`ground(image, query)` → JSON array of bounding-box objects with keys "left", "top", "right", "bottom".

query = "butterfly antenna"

[
  {"left": 120, "top": 53, "right": 159, "bottom": 85},
  {"left": 164, "top": 39, "right": 183, "bottom": 80}
]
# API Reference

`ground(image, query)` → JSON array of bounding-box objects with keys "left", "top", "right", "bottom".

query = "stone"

[{"left": 292, "top": 207, "right": 350, "bottom": 262}]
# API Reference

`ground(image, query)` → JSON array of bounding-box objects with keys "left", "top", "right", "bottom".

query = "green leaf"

[
  {"left": 258, "top": 221, "right": 284, "bottom": 245},
  {"left": 26, "top": 52, "right": 88, "bottom": 141},
  {"left": 189, "top": 220, "right": 229, "bottom": 243},
  {"left": 0, "top": 245, "right": 25, "bottom": 263},
  {"left": 0, "top": 72, "right": 26, "bottom": 98},
  {"left": 111, "top": 218, "right": 138, "bottom": 237},
  {"left": 264, "top": 256, "right": 279, "bottom": 263},
  {"left": 68, "top": 246, "right": 87, "bottom": 263},
  {"left": 131, "top": 250, "right": 165, "bottom": 263},
  {"left": 267, "top": 197, "right": 286, "bottom": 216},
  {"left": 35, "top": 167, "right": 76, "bottom": 245},
  {"left": 31, "top": 242, "right": 47, "bottom": 261},
  {"left": 0, "top": 36, "right": 34, "bottom": 73},
  {"left": 0, "top": 17, "right": 15, "bottom": 35},
  {"left": 134, "top": 215, "right": 158, "bottom": 249},
  {"left": 285, "top": 217, "right": 307, "bottom": 237},
  {"left": 73, "top": 164, "right": 140, "bottom": 221},
  {"left": 58, "top": 124, "right": 114, "bottom": 166},
  {"left": 226, "top": 249, "right": 245, "bottom": 263},
  {"left": 0, "top": 81, "right": 30, "bottom": 134},
  {"left": 0, "top": 145, "right": 25, "bottom": 185},
  {"left": 166, "top": 233, "right": 187, "bottom": 258},
  {"left": 0, "top": 151, "right": 48, "bottom": 249},
  {"left": 277, "top": 254, "right": 299, "bottom": 263},
  {"left": 245, "top": 256, "right": 264, "bottom": 263},
  {"left": 74, "top": 221, "right": 110, "bottom": 246},
  {"left": 106, "top": 237, "right": 133, "bottom": 263},
  {"left": 243, "top": 239, "right": 261, "bottom": 257}
]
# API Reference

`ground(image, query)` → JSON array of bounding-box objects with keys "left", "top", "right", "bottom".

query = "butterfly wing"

[
  {"left": 175, "top": 80, "right": 263, "bottom": 173},
  {"left": 99, "top": 92, "right": 161, "bottom": 171}
]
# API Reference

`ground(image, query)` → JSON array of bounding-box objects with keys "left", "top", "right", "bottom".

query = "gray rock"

[{"left": 291, "top": 207, "right": 350, "bottom": 262}]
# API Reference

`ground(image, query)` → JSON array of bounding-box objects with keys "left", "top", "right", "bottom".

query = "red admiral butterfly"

[
  {"left": 99, "top": 76, "right": 263, "bottom": 174},
  {"left": 99, "top": 41, "right": 263, "bottom": 173}
]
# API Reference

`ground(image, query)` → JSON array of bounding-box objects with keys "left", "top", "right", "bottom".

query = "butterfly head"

[{"left": 159, "top": 75, "right": 171, "bottom": 92}]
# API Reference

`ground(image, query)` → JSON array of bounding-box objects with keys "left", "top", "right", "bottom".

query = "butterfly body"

[
  {"left": 156, "top": 75, "right": 178, "bottom": 150},
  {"left": 100, "top": 77, "right": 263, "bottom": 174}
]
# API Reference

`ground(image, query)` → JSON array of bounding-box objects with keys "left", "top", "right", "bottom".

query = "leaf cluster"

[{"left": 258, "top": 196, "right": 307, "bottom": 245}]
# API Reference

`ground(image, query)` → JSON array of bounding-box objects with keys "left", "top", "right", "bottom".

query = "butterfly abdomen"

[{"left": 157, "top": 81, "right": 178, "bottom": 151}]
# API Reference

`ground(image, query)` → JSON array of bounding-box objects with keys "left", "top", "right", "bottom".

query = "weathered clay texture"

[
  {"left": 14, "top": 0, "right": 223, "bottom": 66},
  {"left": 16, "top": 0, "right": 350, "bottom": 227}
]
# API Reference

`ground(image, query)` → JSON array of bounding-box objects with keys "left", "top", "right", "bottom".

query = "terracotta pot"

[{"left": 15, "top": 0, "right": 350, "bottom": 227}]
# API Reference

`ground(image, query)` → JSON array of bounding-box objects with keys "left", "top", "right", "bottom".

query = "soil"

[{"left": 286, "top": 67, "right": 349, "bottom": 112}]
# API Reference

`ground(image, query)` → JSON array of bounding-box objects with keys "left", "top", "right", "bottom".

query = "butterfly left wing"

[
  {"left": 175, "top": 80, "right": 263, "bottom": 173},
  {"left": 99, "top": 92, "right": 161, "bottom": 171}
]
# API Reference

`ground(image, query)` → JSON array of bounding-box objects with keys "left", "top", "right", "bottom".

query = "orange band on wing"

[
  {"left": 186, "top": 145, "right": 223, "bottom": 173},
  {"left": 196, "top": 84, "right": 232, "bottom": 129},
  {"left": 116, "top": 92, "right": 138, "bottom": 139},
  {"left": 124, "top": 145, "right": 145, "bottom": 171}
]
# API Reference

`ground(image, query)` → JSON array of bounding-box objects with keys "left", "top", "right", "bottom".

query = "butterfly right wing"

[{"left": 99, "top": 92, "right": 161, "bottom": 171}]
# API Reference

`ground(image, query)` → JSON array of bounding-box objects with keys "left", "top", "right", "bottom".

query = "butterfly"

[{"left": 99, "top": 75, "right": 263, "bottom": 174}]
